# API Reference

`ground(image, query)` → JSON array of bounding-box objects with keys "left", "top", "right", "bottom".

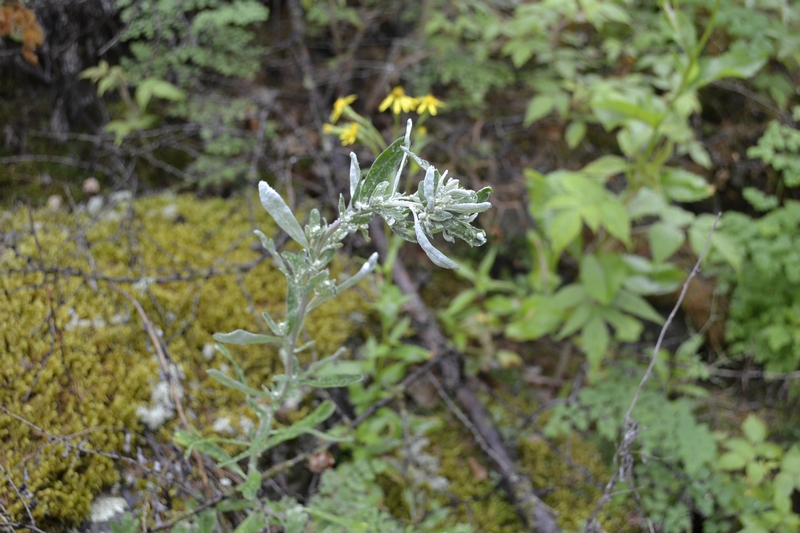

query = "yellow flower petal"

[
  {"left": 339, "top": 122, "right": 359, "bottom": 146},
  {"left": 380, "top": 87, "right": 418, "bottom": 115},
  {"left": 330, "top": 94, "right": 357, "bottom": 123},
  {"left": 416, "top": 94, "right": 445, "bottom": 116}
]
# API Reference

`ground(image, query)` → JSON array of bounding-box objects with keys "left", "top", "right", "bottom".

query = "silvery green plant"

[{"left": 175, "top": 120, "right": 491, "bottom": 530}]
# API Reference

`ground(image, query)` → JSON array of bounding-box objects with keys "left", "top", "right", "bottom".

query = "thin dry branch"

[{"left": 583, "top": 212, "right": 722, "bottom": 533}]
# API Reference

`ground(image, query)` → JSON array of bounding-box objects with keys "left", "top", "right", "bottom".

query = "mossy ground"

[
  {"left": 0, "top": 192, "right": 369, "bottom": 528},
  {"left": 375, "top": 383, "right": 637, "bottom": 533}
]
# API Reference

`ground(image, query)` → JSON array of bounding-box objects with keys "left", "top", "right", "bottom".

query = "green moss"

[{"left": 0, "top": 192, "right": 369, "bottom": 527}]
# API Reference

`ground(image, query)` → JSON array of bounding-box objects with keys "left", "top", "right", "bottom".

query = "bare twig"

[{"left": 583, "top": 212, "right": 721, "bottom": 532}]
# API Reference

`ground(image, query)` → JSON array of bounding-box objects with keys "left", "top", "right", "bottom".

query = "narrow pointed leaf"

[
  {"left": 413, "top": 212, "right": 459, "bottom": 269},
  {"left": 336, "top": 252, "right": 378, "bottom": 292},
  {"left": 207, "top": 370, "right": 273, "bottom": 401},
  {"left": 214, "top": 329, "right": 281, "bottom": 345},
  {"left": 349, "top": 152, "right": 360, "bottom": 202}
]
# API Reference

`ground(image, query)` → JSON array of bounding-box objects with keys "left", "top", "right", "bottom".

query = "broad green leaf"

[
  {"left": 523, "top": 94, "right": 556, "bottom": 125},
  {"left": 627, "top": 188, "right": 667, "bottom": 219},
  {"left": 207, "top": 370, "right": 273, "bottom": 400},
  {"left": 599, "top": 307, "right": 642, "bottom": 342},
  {"left": 591, "top": 96, "right": 664, "bottom": 128},
  {"left": 660, "top": 167, "right": 714, "bottom": 202},
  {"left": 213, "top": 329, "right": 281, "bottom": 345},
  {"left": 693, "top": 47, "right": 768, "bottom": 90},
  {"left": 602, "top": 200, "right": 631, "bottom": 246},
  {"left": 506, "top": 297, "right": 563, "bottom": 340},
  {"left": 233, "top": 512, "right": 266, "bottom": 533},
  {"left": 774, "top": 472, "right": 795, "bottom": 513},
  {"left": 717, "top": 452, "right": 747, "bottom": 471},
  {"left": 354, "top": 136, "right": 405, "bottom": 204},
  {"left": 581, "top": 316, "right": 609, "bottom": 376},
  {"left": 557, "top": 302, "right": 593, "bottom": 338},
  {"left": 548, "top": 209, "right": 582, "bottom": 256},
  {"left": 565, "top": 120, "right": 586, "bottom": 149},
  {"left": 742, "top": 414, "right": 767, "bottom": 444},
  {"left": 648, "top": 222, "right": 684, "bottom": 263},
  {"left": 581, "top": 156, "right": 628, "bottom": 180},
  {"left": 614, "top": 290, "right": 663, "bottom": 324},
  {"left": 580, "top": 255, "right": 610, "bottom": 304},
  {"left": 258, "top": 181, "right": 309, "bottom": 248}
]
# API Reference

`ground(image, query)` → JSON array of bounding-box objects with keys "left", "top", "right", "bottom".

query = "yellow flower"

[
  {"left": 379, "top": 87, "right": 419, "bottom": 115},
  {"left": 322, "top": 123, "right": 335, "bottom": 133},
  {"left": 330, "top": 94, "right": 357, "bottom": 123},
  {"left": 339, "top": 122, "right": 359, "bottom": 146},
  {"left": 416, "top": 94, "right": 445, "bottom": 116}
]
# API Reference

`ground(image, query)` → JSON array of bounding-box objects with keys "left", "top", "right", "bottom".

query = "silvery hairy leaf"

[
  {"left": 258, "top": 181, "right": 309, "bottom": 248},
  {"left": 412, "top": 211, "right": 459, "bottom": 269},
  {"left": 349, "top": 152, "right": 360, "bottom": 202}
]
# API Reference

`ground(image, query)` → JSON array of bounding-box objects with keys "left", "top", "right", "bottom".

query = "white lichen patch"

[{"left": 90, "top": 495, "right": 128, "bottom": 522}]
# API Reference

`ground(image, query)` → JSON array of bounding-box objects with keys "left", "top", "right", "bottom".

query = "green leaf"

[
  {"left": 258, "top": 181, "right": 309, "bottom": 248},
  {"left": 207, "top": 370, "right": 273, "bottom": 401},
  {"left": 354, "top": 136, "right": 405, "bottom": 204},
  {"left": 301, "top": 374, "right": 363, "bottom": 388},
  {"left": 263, "top": 401, "right": 337, "bottom": 449},
  {"left": 580, "top": 255, "right": 610, "bottom": 304},
  {"left": 557, "top": 302, "right": 593, "bottom": 338},
  {"left": 565, "top": 121, "right": 586, "bottom": 149},
  {"left": 239, "top": 468, "right": 262, "bottom": 500},
  {"left": 580, "top": 316, "right": 609, "bottom": 376},
  {"left": 213, "top": 330, "right": 281, "bottom": 345},
  {"left": 591, "top": 96, "right": 664, "bottom": 128},
  {"left": 548, "top": 209, "right": 582, "bottom": 256},
  {"left": 742, "top": 414, "right": 767, "bottom": 444},
  {"left": 693, "top": 47, "right": 768, "bottom": 90},
  {"left": 523, "top": 94, "right": 556, "bottom": 125},
  {"left": 581, "top": 156, "right": 628, "bottom": 180},
  {"left": 648, "top": 222, "right": 684, "bottom": 263},
  {"left": 627, "top": 188, "right": 668, "bottom": 219},
  {"left": 614, "top": 290, "right": 663, "bottom": 324},
  {"left": 135, "top": 77, "right": 185, "bottom": 111},
  {"left": 660, "top": 167, "right": 714, "bottom": 202},
  {"left": 689, "top": 215, "right": 742, "bottom": 273},
  {"left": 233, "top": 512, "right": 266, "bottom": 533},
  {"left": 174, "top": 429, "right": 245, "bottom": 477},
  {"left": 601, "top": 200, "right": 631, "bottom": 246},
  {"left": 718, "top": 451, "right": 747, "bottom": 471}
]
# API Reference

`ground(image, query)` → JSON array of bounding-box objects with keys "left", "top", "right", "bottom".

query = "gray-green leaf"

[{"left": 258, "top": 181, "right": 309, "bottom": 247}]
